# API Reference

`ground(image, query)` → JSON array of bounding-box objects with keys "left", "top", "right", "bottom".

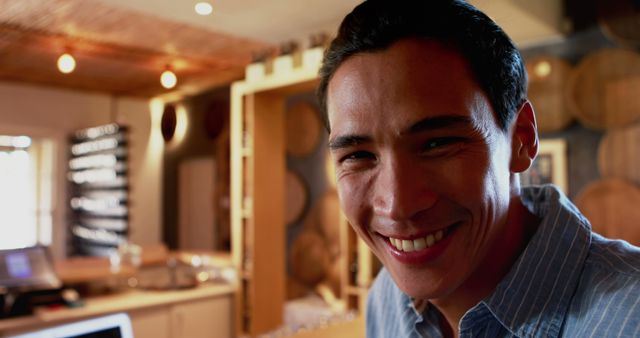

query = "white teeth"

[
  {"left": 435, "top": 230, "right": 443, "bottom": 241},
  {"left": 391, "top": 238, "right": 403, "bottom": 251},
  {"left": 402, "top": 240, "right": 414, "bottom": 251},
  {"left": 413, "top": 238, "right": 426, "bottom": 251},
  {"left": 395, "top": 240, "right": 403, "bottom": 251},
  {"left": 426, "top": 234, "right": 435, "bottom": 247},
  {"left": 389, "top": 229, "right": 447, "bottom": 252}
]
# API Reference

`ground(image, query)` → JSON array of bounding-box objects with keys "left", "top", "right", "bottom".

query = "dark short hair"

[{"left": 317, "top": 0, "right": 527, "bottom": 132}]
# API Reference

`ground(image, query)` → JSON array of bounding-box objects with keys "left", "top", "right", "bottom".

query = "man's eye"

[
  {"left": 422, "top": 137, "right": 465, "bottom": 153},
  {"left": 340, "top": 151, "right": 375, "bottom": 163}
]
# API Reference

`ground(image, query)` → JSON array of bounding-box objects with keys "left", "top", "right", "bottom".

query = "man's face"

[{"left": 326, "top": 39, "right": 516, "bottom": 299}]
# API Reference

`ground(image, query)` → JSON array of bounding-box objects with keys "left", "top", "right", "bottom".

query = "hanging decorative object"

[{"left": 161, "top": 104, "right": 177, "bottom": 142}]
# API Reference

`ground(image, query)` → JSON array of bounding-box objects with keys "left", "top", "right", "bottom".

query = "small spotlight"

[
  {"left": 160, "top": 69, "right": 177, "bottom": 89},
  {"left": 534, "top": 60, "right": 552, "bottom": 78},
  {"left": 57, "top": 53, "right": 76, "bottom": 74},
  {"left": 195, "top": 2, "right": 213, "bottom": 16}
]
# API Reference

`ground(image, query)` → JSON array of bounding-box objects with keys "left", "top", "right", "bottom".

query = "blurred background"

[{"left": 0, "top": 0, "right": 638, "bottom": 337}]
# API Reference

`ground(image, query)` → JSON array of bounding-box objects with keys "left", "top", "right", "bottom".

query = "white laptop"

[{"left": 9, "top": 313, "right": 134, "bottom": 338}]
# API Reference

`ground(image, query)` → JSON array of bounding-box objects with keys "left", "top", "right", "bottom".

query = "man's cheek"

[{"left": 337, "top": 180, "right": 366, "bottom": 223}]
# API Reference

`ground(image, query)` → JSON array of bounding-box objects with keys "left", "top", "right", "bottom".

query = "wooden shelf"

[
  {"left": 230, "top": 49, "right": 377, "bottom": 337},
  {"left": 345, "top": 286, "right": 368, "bottom": 296},
  {"left": 241, "top": 197, "right": 252, "bottom": 218},
  {"left": 241, "top": 147, "right": 252, "bottom": 157}
]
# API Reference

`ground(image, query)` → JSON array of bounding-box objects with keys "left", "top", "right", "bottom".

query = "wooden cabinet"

[
  {"left": 230, "top": 48, "right": 378, "bottom": 337},
  {"left": 130, "top": 294, "right": 232, "bottom": 338},
  {"left": 170, "top": 296, "right": 232, "bottom": 338},
  {"left": 129, "top": 306, "right": 171, "bottom": 338},
  {"left": 132, "top": 297, "right": 232, "bottom": 338},
  {"left": 0, "top": 285, "right": 234, "bottom": 338}
]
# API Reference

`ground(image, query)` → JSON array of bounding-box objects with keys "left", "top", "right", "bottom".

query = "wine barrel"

[
  {"left": 596, "top": 0, "right": 640, "bottom": 48},
  {"left": 323, "top": 256, "right": 344, "bottom": 298},
  {"left": 525, "top": 56, "right": 574, "bottom": 132},
  {"left": 575, "top": 178, "right": 640, "bottom": 246},
  {"left": 598, "top": 122, "right": 640, "bottom": 185},
  {"left": 317, "top": 190, "right": 341, "bottom": 258},
  {"left": 286, "top": 170, "right": 308, "bottom": 225},
  {"left": 287, "top": 276, "right": 311, "bottom": 300},
  {"left": 289, "top": 229, "right": 331, "bottom": 286},
  {"left": 566, "top": 48, "right": 640, "bottom": 129},
  {"left": 286, "top": 102, "right": 321, "bottom": 157}
]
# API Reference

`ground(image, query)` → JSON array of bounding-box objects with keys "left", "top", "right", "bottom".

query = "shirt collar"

[{"left": 482, "top": 185, "right": 592, "bottom": 338}]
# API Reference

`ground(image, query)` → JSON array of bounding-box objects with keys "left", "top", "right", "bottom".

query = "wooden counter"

[
  {"left": 0, "top": 283, "right": 235, "bottom": 338},
  {"left": 288, "top": 315, "right": 365, "bottom": 338}
]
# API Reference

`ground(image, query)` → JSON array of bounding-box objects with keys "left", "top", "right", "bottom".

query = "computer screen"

[
  {"left": 67, "top": 327, "right": 122, "bottom": 338},
  {"left": 0, "top": 246, "right": 61, "bottom": 291},
  {"left": 8, "top": 313, "right": 134, "bottom": 338}
]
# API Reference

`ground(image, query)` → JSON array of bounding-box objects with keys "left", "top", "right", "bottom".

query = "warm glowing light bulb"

[
  {"left": 160, "top": 70, "right": 177, "bottom": 89},
  {"left": 57, "top": 53, "right": 76, "bottom": 74},
  {"left": 534, "top": 61, "right": 552, "bottom": 78},
  {"left": 195, "top": 2, "right": 213, "bottom": 15}
]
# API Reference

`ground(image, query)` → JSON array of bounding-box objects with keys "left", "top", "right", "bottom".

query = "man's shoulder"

[
  {"left": 576, "top": 234, "right": 640, "bottom": 300},
  {"left": 561, "top": 235, "right": 640, "bottom": 336},
  {"left": 586, "top": 233, "right": 640, "bottom": 277},
  {"left": 576, "top": 235, "right": 640, "bottom": 306}
]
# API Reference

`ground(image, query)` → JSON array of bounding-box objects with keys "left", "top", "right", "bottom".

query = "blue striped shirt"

[{"left": 366, "top": 185, "right": 640, "bottom": 337}]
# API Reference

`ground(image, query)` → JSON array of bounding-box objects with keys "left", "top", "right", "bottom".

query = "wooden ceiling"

[{"left": 0, "top": 0, "right": 273, "bottom": 97}]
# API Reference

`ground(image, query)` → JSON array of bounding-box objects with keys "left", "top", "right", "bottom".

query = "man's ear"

[{"left": 510, "top": 100, "right": 538, "bottom": 173}]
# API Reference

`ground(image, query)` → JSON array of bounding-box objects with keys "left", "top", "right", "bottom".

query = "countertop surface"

[{"left": 0, "top": 282, "right": 235, "bottom": 335}]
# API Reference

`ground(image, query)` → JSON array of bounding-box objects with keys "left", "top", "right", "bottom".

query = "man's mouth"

[{"left": 385, "top": 222, "right": 459, "bottom": 253}]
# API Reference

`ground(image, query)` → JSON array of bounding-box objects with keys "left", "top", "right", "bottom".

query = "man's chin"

[
  {"left": 393, "top": 277, "right": 455, "bottom": 301},
  {"left": 402, "top": 288, "right": 446, "bottom": 301}
]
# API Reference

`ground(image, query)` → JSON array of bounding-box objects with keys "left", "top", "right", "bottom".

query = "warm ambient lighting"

[
  {"left": 160, "top": 69, "right": 177, "bottom": 89},
  {"left": 195, "top": 2, "right": 213, "bottom": 15},
  {"left": 534, "top": 60, "right": 552, "bottom": 78},
  {"left": 57, "top": 53, "right": 76, "bottom": 74}
]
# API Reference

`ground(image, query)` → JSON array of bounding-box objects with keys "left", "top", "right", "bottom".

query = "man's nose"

[{"left": 372, "top": 157, "right": 438, "bottom": 222}]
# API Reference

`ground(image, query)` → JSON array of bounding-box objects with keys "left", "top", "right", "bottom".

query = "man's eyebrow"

[
  {"left": 328, "top": 135, "right": 372, "bottom": 150},
  {"left": 328, "top": 116, "right": 474, "bottom": 150},
  {"left": 404, "top": 115, "right": 475, "bottom": 135}
]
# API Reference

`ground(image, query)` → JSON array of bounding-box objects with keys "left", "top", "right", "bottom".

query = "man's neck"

[{"left": 429, "top": 196, "right": 539, "bottom": 337}]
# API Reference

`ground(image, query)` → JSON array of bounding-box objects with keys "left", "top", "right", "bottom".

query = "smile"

[
  {"left": 382, "top": 221, "right": 461, "bottom": 261},
  {"left": 388, "top": 229, "right": 445, "bottom": 252}
]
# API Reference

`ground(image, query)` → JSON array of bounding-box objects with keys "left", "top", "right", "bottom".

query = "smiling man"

[{"left": 317, "top": 1, "right": 640, "bottom": 337}]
